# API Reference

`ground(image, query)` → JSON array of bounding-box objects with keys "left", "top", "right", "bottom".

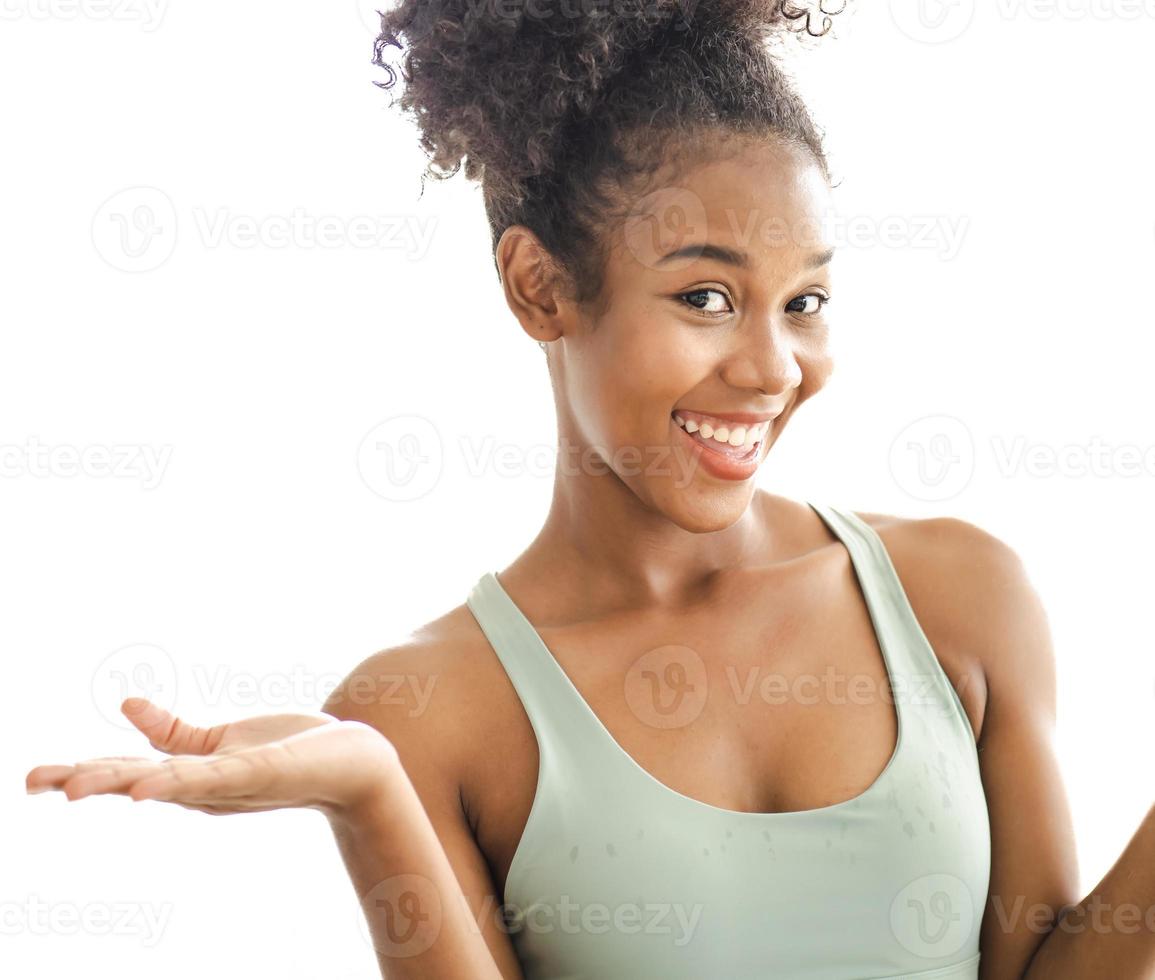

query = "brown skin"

[
  {"left": 25, "top": 135, "right": 1091, "bottom": 979},
  {"left": 512, "top": 136, "right": 834, "bottom": 544},
  {"left": 325, "top": 498, "right": 1079, "bottom": 980},
  {"left": 324, "top": 138, "right": 1081, "bottom": 978}
]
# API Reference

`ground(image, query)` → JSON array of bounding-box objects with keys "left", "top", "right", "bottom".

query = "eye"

[
  {"left": 677, "top": 288, "right": 832, "bottom": 319},
  {"left": 677, "top": 288, "right": 733, "bottom": 316},
  {"left": 787, "top": 292, "right": 831, "bottom": 317}
]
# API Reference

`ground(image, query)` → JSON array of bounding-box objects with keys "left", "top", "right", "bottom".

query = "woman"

[{"left": 25, "top": 1, "right": 1155, "bottom": 978}]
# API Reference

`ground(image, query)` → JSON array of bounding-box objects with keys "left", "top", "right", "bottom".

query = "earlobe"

[{"left": 497, "top": 224, "right": 567, "bottom": 347}]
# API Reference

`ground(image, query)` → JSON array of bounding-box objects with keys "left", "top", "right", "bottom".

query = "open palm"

[{"left": 25, "top": 697, "right": 397, "bottom": 818}]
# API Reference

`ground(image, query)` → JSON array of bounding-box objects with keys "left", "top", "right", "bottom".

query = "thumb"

[{"left": 121, "top": 697, "right": 224, "bottom": 756}]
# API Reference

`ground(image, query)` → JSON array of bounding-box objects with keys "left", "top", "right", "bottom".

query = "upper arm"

[
  {"left": 322, "top": 644, "right": 525, "bottom": 980},
  {"left": 923, "top": 518, "right": 1081, "bottom": 980}
]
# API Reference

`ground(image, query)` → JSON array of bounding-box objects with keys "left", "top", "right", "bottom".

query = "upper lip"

[{"left": 671, "top": 408, "right": 781, "bottom": 425}]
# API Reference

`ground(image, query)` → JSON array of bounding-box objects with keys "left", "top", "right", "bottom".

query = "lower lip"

[{"left": 672, "top": 416, "right": 766, "bottom": 482}]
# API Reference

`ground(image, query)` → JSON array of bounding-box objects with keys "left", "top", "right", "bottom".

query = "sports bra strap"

[
  {"left": 466, "top": 570, "right": 619, "bottom": 767},
  {"left": 808, "top": 501, "right": 978, "bottom": 744}
]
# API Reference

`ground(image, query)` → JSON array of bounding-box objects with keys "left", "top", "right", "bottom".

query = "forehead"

[{"left": 615, "top": 138, "right": 834, "bottom": 272}]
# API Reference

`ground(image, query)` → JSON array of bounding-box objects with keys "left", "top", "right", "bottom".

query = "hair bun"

[{"left": 374, "top": 1, "right": 686, "bottom": 183}]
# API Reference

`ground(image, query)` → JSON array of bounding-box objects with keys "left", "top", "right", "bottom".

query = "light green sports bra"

[{"left": 465, "top": 502, "right": 991, "bottom": 979}]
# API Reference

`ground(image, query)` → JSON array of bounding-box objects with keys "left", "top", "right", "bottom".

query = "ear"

[{"left": 495, "top": 224, "right": 567, "bottom": 346}]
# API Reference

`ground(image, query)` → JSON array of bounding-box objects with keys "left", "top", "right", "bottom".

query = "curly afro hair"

[{"left": 372, "top": 0, "right": 848, "bottom": 315}]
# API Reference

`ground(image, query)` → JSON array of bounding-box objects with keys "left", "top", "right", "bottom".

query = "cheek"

[
  {"left": 616, "top": 326, "right": 711, "bottom": 430},
  {"left": 574, "top": 315, "right": 695, "bottom": 443},
  {"left": 796, "top": 341, "right": 835, "bottom": 402},
  {"left": 614, "top": 304, "right": 719, "bottom": 389}
]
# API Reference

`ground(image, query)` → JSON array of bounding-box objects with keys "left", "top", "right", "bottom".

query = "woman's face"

[{"left": 537, "top": 136, "right": 836, "bottom": 531}]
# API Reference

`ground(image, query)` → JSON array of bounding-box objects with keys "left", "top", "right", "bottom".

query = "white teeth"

[{"left": 672, "top": 413, "right": 770, "bottom": 450}]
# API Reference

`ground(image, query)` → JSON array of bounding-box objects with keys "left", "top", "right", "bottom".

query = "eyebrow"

[{"left": 655, "top": 243, "right": 836, "bottom": 271}]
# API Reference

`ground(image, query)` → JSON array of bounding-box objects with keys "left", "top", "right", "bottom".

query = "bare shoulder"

[
  {"left": 847, "top": 507, "right": 1052, "bottom": 747},
  {"left": 854, "top": 507, "right": 1017, "bottom": 559},
  {"left": 321, "top": 600, "right": 501, "bottom": 803},
  {"left": 777, "top": 493, "right": 1028, "bottom": 592},
  {"left": 851, "top": 507, "right": 1038, "bottom": 626}
]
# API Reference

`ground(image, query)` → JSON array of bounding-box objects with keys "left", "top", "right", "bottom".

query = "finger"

[
  {"left": 121, "top": 698, "right": 226, "bottom": 756},
  {"left": 26, "top": 765, "right": 77, "bottom": 793},
  {"left": 61, "top": 760, "right": 170, "bottom": 801},
  {"left": 27, "top": 756, "right": 155, "bottom": 794},
  {"left": 128, "top": 748, "right": 279, "bottom": 803}
]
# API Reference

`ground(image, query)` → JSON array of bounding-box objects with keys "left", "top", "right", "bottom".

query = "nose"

[{"left": 718, "top": 319, "right": 805, "bottom": 397}]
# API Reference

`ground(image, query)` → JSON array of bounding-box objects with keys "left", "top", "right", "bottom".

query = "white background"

[{"left": 2, "top": 0, "right": 1154, "bottom": 976}]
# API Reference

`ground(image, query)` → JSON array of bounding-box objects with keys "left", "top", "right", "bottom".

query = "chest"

[{"left": 463, "top": 557, "right": 986, "bottom": 901}]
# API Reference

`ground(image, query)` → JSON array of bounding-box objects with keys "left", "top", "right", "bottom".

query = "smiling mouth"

[{"left": 671, "top": 416, "right": 766, "bottom": 465}]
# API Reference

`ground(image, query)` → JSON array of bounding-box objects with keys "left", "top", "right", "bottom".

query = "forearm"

[
  {"left": 1023, "top": 802, "right": 1155, "bottom": 979},
  {"left": 326, "top": 762, "right": 504, "bottom": 980}
]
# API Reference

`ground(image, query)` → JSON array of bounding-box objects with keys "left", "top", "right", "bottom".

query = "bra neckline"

[{"left": 485, "top": 505, "right": 908, "bottom": 821}]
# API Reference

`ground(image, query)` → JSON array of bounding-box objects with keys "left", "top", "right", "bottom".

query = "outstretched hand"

[{"left": 25, "top": 697, "right": 399, "bottom": 819}]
